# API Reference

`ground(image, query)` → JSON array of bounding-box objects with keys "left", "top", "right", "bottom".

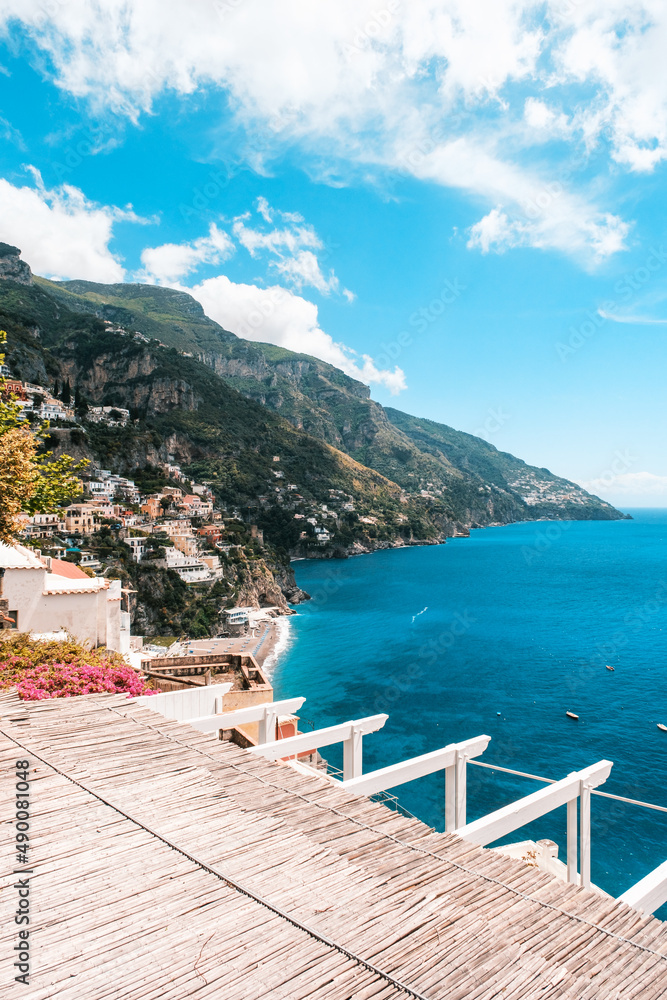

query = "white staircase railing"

[
  {"left": 135, "top": 683, "right": 232, "bottom": 721},
  {"left": 618, "top": 859, "right": 667, "bottom": 915},
  {"left": 250, "top": 715, "right": 388, "bottom": 780},
  {"left": 339, "top": 735, "right": 491, "bottom": 830},
  {"left": 186, "top": 698, "right": 306, "bottom": 742},
  {"left": 455, "top": 760, "right": 613, "bottom": 889}
]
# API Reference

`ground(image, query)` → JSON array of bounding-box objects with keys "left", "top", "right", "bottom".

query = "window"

[{"left": 8, "top": 610, "right": 18, "bottom": 629}]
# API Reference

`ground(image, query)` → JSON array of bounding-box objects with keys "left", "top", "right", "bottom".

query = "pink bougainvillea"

[
  {"left": 0, "top": 633, "right": 154, "bottom": 700},
  {"left": 15, "top": 661, "right": 152, "bottom": 700}
]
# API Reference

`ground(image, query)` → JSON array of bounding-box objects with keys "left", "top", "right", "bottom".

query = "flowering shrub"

[{"left": 0, "top": 633, "right": 154, "bottom": 700}]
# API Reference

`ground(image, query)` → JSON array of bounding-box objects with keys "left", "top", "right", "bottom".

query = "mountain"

[
  {"left": 37, "top": 271, "right": 623, "bottom": 526},
  {"left": 0, "top": 257, "right": 457, "bottom": 560},
  {"left": 0, "top": 246, "right": 623, "bottom": 565}
]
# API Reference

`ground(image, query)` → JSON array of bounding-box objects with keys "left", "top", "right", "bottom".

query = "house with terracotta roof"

[
  {"left": 0, "top": 543, "right": 130, "bottom": 652},
  {"left": 178, "top": 494, "right": 214, "bottom": 516}
]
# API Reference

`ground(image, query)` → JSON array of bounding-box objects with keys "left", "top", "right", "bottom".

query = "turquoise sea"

[{"left": 274, "top": 509, "right": 667, "bottom": 914}]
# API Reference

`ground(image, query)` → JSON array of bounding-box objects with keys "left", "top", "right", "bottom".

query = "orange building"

[{"left": 140, "top": 496, "right": 162, "bottom": 520}]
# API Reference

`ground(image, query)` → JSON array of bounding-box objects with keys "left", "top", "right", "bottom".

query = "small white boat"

[
  {"left": 606, "top": 665, "right": 615, "bottom": 671},
  {"left": 566, "top": 711, "right": 579, "bottom": 721},
  {"left": 658, "top": 723, "right": 667, "bottom": 732}
]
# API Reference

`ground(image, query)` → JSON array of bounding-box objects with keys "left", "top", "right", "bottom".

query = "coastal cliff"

[{"left": 0, "top": 245, "right": 626, "bottom": 616}]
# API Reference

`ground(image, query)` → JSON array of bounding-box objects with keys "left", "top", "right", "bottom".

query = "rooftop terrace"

[{"left": 1, "top": 691, "right": 666, "bottom": 999}]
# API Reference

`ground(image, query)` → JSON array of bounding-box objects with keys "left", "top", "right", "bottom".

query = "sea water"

[{"left": 274, "top": 509, "right": 667, "bottom": 911}]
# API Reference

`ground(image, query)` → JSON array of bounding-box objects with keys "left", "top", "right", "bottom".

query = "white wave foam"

[{"left": 262, "top": 616, "right": 294, "bottom": 679}]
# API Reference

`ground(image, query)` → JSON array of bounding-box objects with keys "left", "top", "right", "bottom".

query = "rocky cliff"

[
  {"left": 40, "top": 271, "right": 624, "bottom": 525},
  {"left": 0, "top": 244, "right": 32, "bottom": 286}
]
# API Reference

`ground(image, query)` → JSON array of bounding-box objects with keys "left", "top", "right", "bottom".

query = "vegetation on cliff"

[
  {"left": 38, "top": 273, "right": 623, "bottom": 524},
  {"left": 0, "top": 330, "right": 87, "bottom": 543}
]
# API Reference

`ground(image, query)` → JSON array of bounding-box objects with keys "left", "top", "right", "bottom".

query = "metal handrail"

[{"left": 468, "top": 759, "right": 667, "bottom": 814}]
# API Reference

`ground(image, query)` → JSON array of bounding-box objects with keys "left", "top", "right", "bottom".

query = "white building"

[
  {"left": 199, "top": 553, "right": 223, "bottom": 580},
  {"left": 161, "top": 546, "right": 211, "bottom": 583},
  {"left": 26, "top": 513, "right": 63, "bottom": 537},
  {"left": 17, "top": 388, "right": 74, "bottom": 423},
  {"left": 88, "top": 481, "right": 114, "bottom": 500},
  {"left": 126, "top": 537, "right": 147, "bottom": 563},
  {"left": 224, "top": 606, "right": 252, "bottom": 626},
  {"left": 79, "top": 552, "right": 103, "bottom": 572},
  {"left": 87, "top": 406, "right": 130, "bottom": 427},
  {"left": 0, "top": 544, "right": 130, "bottom": 653}
]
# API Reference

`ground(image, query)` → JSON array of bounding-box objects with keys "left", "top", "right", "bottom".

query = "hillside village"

[
  {"left": 5, "top": 367, "right": 383, "bottom": 636},
  {"left": 14, "top": 415, "right": 361, "bottom": 585}
]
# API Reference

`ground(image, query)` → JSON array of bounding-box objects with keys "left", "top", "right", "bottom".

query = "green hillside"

[
  {"left": 0, "top": 249, "right": 624, "bottom": 546},
  {"left": 0, "top": 272, "right": 452, "bottom": 554},
  {"left": 37, "top": 273, "right": 623, "bottom": 525}
]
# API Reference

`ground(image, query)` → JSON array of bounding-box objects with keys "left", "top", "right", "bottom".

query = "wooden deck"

[{"left": 1, "top": 690, "right": 666, "bottom": 999}]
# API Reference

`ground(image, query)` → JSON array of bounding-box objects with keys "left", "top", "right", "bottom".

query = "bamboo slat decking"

[{"left": 1, "top": 690, "right": 666, "bottom": 999}]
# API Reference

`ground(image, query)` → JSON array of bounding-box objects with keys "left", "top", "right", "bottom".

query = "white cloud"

[
  {"left": 467, "top": 209, "right": 526, "bottom": 254},
  {"left": 582, "top": 471, "right": 667, "bottom": 498},
  {"left": 467, "top": 200, "right": 630, "bottom": 261},
  {"left": 597, "top": 309, "right": 667, "bottom": 325},
  {"left": 138, "top": 224, "right": 234, "bottom": 284},
  {"left": 188, "top": 274, "right": 406, "bottom": 394},
  {"left": 233, "top": 200, "right": 345, "bottom": 295},
  {"left": 523, "top": 97, "right": 570, "bottom": 136},
  {"left": 7, "top": 2, "right": 667, "bottom": 260},
  {"left": 549, "top": 3, "right": 667, "bottom": 173},
  {"left": 0, "top": 168, "right": 143, "bottom": 281},
  {"left": 273, "top": 250, "right": 339, "bottom": 294},
  {"left": 256, "top": 196, "right": 273, "bottom": 223}
]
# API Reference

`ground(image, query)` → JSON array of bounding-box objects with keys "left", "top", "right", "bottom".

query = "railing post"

[
  {"left": 343, "top": 725, "right": 363, "bottom": 780},
  {"left": 455, "top": 749, "right": 468, "bottom": 828},
  {"left": 579, "top": 779, "right": 592, "bottom": 889},
  {"left": 445, "top": 764, "right": 456, "bottom": 832},
  {"left": 258, "top": 705, "right": 278, "bottom": 745},
  {"left": 567, "top": 797, "right": 578, "bottom": 884}
]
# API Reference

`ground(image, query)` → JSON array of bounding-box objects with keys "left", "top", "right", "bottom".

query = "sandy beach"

[{"left": 164, "top": 613, "right": 293, "bottom": 675}]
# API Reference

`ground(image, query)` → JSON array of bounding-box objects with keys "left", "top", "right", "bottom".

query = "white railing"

[
  {"left": 135, "top": 686, "right": 667, "bottom": 912},
  {"left": 186, "top": 698, "right": 306, "bottom": 743},
  {"left": 250, "top": 715, "right": 388, "bottom": 780},
  {"left": 455, "top": 760, "right": 613, "bottom": 889},
  {"left": 135, "top": 683, "right": 232, "bottom": 722},
  {"left": 619, "top": 860, "right": 667, "bottom": 915},
  {"left": 339, "top": 735, "right": 491, "bottom": 830}
]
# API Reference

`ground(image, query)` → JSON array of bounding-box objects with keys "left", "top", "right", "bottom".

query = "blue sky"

[{"left": 1, "top": 2, "right": 667, "bottom": 505}]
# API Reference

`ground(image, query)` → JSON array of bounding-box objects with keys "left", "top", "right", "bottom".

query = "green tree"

[
  {"left": 74, "top": 384, "right": 88, "bottom": 417},
  {"left": 0, "top": 331, "right": 90, "bottom": 543}
]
